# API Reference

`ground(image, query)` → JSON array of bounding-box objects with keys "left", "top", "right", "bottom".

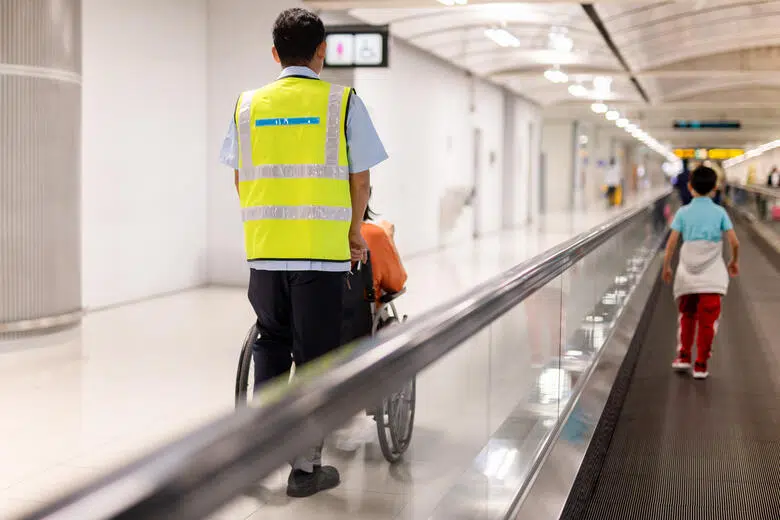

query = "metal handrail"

[
  {"left": 22, "top": 190, "right": 671, "bottom": 520},
  {"left": 728, "top": 182, "right": 780, "bottom": 198}
]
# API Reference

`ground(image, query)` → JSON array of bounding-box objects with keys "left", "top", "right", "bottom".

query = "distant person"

[
  {"left": 746, "top": 164, "right": 757, "bottom": 185},
  {"left": 768, "top": 166, "right": 780, "bottom": 187},
  {"left": 673, "top": 163, "right": 692, "bottom": 205},
  {"left": 662, "top": 166, "right": 740, "bottom": 379},
  {"left": 707, "top": 160, "right": 725, "bottom": 205},
  {"left": 604, "top": 158, "right": 621, "bottom": 207}
]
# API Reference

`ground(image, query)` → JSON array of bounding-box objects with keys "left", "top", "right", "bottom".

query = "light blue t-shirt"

[
  {"left": 220, "top": 66, "right": 388, "bottom": 272},
  {"left": 671, "top": 197, "right": 733, "bottom": 242}
]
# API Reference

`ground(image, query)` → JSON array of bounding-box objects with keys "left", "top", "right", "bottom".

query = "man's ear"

[
  {"left": 316, "top": 40, "right": 327, "bottom": 60},
  {"left": 272, "top": 46, "right": 281, "bottom": 64}
]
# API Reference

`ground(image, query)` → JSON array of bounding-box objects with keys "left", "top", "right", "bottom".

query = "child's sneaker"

[
  {"left": 693, "top": 362, "right": 709, "bottom": 379},
  {"left": 672, "top": 354, "right": 692, "bottom": 371}
]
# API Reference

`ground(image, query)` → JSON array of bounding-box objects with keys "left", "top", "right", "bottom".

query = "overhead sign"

[
  {"left": 673, "top": 120, "right": 741, "bottom": 130},
  {"left": 674, "top": 148, "right": 744, "bottom": 160},
  {"left": 324, "top": 25, "right": 389, "bottom": 68},
  {"left": 707, "top": 148, "right": 744, "bottom": 160}
]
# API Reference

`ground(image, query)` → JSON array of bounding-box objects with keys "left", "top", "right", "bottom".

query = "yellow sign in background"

[{"left": 674, "top": 148, "right": 743, "bottom": 160}]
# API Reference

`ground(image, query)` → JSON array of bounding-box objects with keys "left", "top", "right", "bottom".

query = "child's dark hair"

[
  {"left": 690, "top": 165, "right": 718, "bottom": 196},
  {"left": 272, "top": 8, "right": 325, "bottom": 67}
]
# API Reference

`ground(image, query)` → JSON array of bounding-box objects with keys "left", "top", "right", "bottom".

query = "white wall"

[
  {"left": 502, "top": 96, "right": 540, "bottom": 227},
  {"left": 726, "top": 150, "right": 777, "bottom": 184},
  {"left": 354, "top": 40, "right": 540, "bottom": 253},
  {"left": 81, "top": 0, "right": 208, "bottom": 308},
  {"left": 79, "top": 0, "right": 544, "bottom": 299},
  {"left": 541, "top": 121, "right": 575, "bottom": 213},
  {"left": 344, "top": 39, "right": 465, "bottom": 255},
  {"left": 472, "top": 80, "right": 507, "bottom": 236},
  {"left": 206, "top": 0, "right": 306, "bottom": 286}
]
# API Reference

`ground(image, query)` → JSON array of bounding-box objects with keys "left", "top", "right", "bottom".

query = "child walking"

[{"left": 662, "top": 166, "right": 740, "bottom": 379}]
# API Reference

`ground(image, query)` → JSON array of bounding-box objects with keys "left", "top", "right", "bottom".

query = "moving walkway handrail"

[
  {"left": 728, "top": 182, "right": 780, "bottom": 198},
  {"left": 23, "top": 191, "right": 671, "bottom": 520}
]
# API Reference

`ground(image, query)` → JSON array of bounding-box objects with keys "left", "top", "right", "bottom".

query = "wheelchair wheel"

[
  {"left": 375, "top": 377, "right": 416, "bottom": 463},
  {"left": 234, "top": 323, "right": 258, "bottom": 407}
]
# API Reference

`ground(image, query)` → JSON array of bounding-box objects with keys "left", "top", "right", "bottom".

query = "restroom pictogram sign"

[{"left": 324, "top": 25, "right": 389, "bottom": 68}]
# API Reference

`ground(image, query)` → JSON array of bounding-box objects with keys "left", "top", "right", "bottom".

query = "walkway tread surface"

[{"left": 581, "top": 229, "right": 780, "bottom": 520}]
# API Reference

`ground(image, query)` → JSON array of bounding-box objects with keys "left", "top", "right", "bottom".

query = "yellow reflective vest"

[{"left": 235, "top": 77, "right": 352, "bottom": 262}]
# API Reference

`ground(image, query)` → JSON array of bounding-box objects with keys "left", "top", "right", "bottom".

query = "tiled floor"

[{"left": 0, "top": 189, "right": 668, "bottom": 519}]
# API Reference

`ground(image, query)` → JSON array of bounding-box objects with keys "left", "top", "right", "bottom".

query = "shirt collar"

[
  {"left": 278, "top": 66, "right": 319, "bottom": 79},
  {"left": 691, "top": 196, "right": 713, "bottom": 204}
]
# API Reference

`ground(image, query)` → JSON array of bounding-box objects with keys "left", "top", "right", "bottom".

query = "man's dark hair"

[
  {"left": 690, "top": 165, "right": 718, "bottom": 196},
  {"left": 273, "top": 8, "right": 325, "bottom": 67}
]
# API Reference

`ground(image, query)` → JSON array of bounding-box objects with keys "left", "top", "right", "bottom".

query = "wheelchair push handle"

[{"left": 349, "top": 253, "right": 376, "bottom": 303}]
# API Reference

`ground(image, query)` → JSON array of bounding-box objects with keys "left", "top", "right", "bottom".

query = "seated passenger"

[
  {"left": 362, "top": 204, "right": 407, "bottom": 299},
  {"left": 334, "top": 203, "right": 407, "bottom": 452}
]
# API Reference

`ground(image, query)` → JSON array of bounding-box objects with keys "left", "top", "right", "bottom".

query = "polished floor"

[{"left": 0, "top": 189, "right": 666, "bottom": 519}]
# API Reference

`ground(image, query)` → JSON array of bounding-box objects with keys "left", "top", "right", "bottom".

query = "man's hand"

[
  {"left": 662, "top": 265, "right": 673, "bottom": 285},
  {"left": 349, "top": 230, "right": 368, "bottom": 263},
  {"left": 728, "top": 260, "right": 740, "bottom": 277}
]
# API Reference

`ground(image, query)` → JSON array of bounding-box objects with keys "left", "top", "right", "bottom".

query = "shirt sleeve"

[
  {"left": 219, "top": 119, "right": 239, "bottom": 170},
  {"left": 671, "top": 209, "right": 684, "bottom": 232},
  {"left": 721, "top": 208, "right": 734, "bottom": 231},
  {"left": 345, "top": 93, "right": 388, "bottom": 174}
]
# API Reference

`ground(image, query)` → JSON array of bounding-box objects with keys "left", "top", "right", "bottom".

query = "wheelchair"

[{"left": 234, "top": 255, "right": 415, "bottom": 463}]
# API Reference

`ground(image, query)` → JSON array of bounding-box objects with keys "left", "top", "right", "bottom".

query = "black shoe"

[{"left": 286, "top": 465, "right": 340, "bottom": 498}]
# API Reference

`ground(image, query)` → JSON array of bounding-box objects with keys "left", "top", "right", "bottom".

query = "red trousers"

[{"left": 678, "top": 294, "right": 722, "bottom": 363}]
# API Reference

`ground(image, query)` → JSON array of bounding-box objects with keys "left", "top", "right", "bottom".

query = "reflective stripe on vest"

[
  {"left": 238, "top": 164, "right": 348, "bottom": 182},
  {"left": 236, "top": 79, "right": 352, "bottom": 262},
  {"left": 241, "top": 205, "right": 351, "bottom": 222}
]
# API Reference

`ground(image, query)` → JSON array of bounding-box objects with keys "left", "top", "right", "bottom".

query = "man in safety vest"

[{"left": 219, "top": 8, "right": 387, "bottom": 497}]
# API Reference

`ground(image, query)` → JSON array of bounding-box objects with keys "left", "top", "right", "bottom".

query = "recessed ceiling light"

[
  {"left": 485, "top": 28, "right": 521, "bottom": 48},
  {"left": 593, "top": 76, "right": 613, "bottom": 95},
  {"left": 548, "top": 27, "right": 574, "bottom": 53},
  {"left": 625, "top": 123, "right": 637, "bottom": 132},
  {"left": 591, "top": 102, "right": 608, "bottom": 114},
  {"left": 569, "top": 84, "right": 587, "bottom": 97},
  {"left": 544, "top": 67, "right": 568, "bottom": 83},
  {"left": 616, "top": 118, "right": 629, "bottom": 128},
  {"left": 438, "top": 0, "right": 468, "bottom": 5},
  {"left": 605, "top": 110, "right": 620, "bottom": 121}
]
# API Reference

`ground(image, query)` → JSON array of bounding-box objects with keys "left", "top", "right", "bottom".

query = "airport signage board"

[
  {"left": 674, "top": 148, "right": 743, "bottom": 160},
  {"left": 324, "top": 25, "right": 389, "bottom": 68},
  {"left": 673, "top": 120, "right": 741, "bottom": 130}
]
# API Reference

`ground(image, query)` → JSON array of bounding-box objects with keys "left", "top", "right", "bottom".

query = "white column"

[{"left": 0, "top": 0, "right": 82, "bottom": 336}]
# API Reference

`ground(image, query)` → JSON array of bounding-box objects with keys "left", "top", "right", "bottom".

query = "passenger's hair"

[
  {"left": 364, "top": 204, "right": 378, "bottom": 222},
  {"left": 272, "top": 8, "right": 325, "bottom": 67},
  {"left": 690, "top": 165, "right": 718, "bottom": 196},
  {"left": 364, "top": 187, "right": 377, "bottom": 221}
]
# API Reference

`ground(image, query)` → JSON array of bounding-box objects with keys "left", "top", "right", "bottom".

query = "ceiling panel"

[
  {"left": 597, "top": 1, "right": 780, "bottom": 71},
  {"left": 311, "top": 0, "right": 780, "bottom": 147},
  {"left": 348, "top": 4, "right": 624, "bottom": 105}
]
